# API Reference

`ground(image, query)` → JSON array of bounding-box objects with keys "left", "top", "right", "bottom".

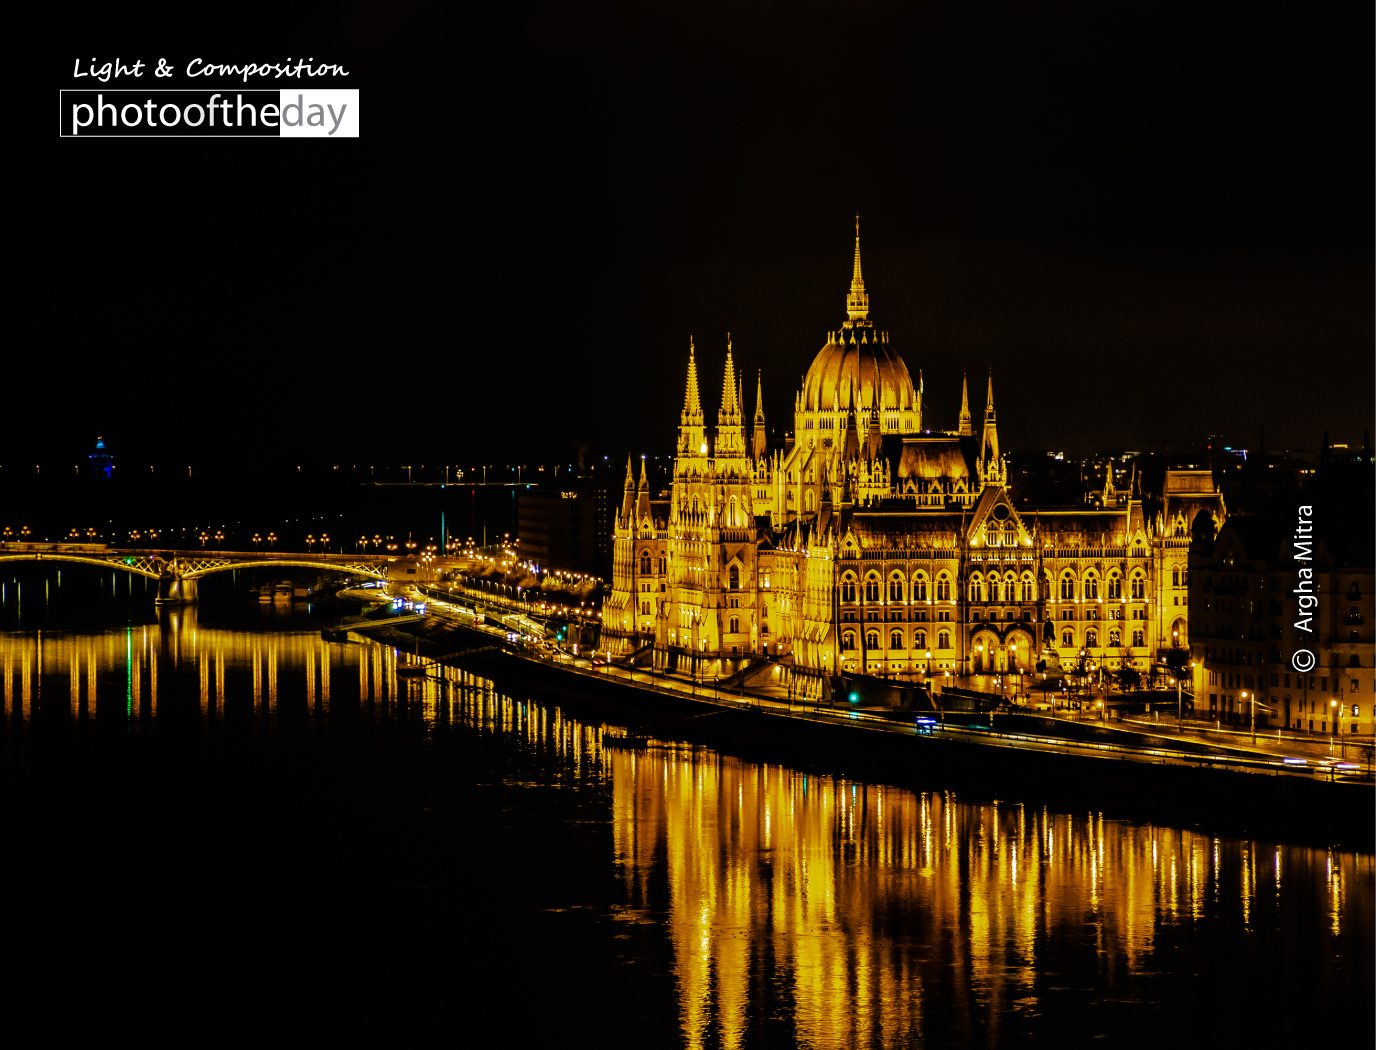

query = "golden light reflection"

[{"left": 0, "top": 619, "right": 1369, "bottom": 1046}]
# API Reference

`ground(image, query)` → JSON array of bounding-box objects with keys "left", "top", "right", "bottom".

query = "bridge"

[{"left": 0, "top": 543, "right": 404, "bottom": 603}]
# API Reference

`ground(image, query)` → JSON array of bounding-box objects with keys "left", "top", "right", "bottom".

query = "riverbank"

[{"left": 397, "top": 611, "right": 1373, "bottom": 851}]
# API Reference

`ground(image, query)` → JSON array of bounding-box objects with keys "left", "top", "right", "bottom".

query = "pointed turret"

[
  {"left": 720, "top": 334, "right": 739, "bottom": 421},
  {"left": 981, "top": 369, "right": 999, "bottom": 464},
  {"left": 635, "top": 456, "right": 651, "bottom": 523},
  {"left": 844, "top": 215, "right": 870, "bottom": 326},
  {"left": 678, "top": 339, "right": 706, "bottom": 457},
  {"left": 716, "top": 334, "right": 746, "bottom": 459},
  {"left": 619, "top": 456, "right": 636, "bottom": 523},
  {"left": 843, "top": 386, "right": 861, "bottom": 462},
  {"left": 751, "top": 370, "right": 768, "bottom": 462},
  {"left": 958, "top": 372, "right": 972, "bottom": 436},
  {"left": 866, "top": 358, "right": 883, "bottom": 461}
]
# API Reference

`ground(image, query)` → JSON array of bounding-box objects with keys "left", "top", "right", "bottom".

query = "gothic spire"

[
  {"left": 719, "top": 333, "right": 739, "bottom": 421},
  {"left": 751, "top": 370, "right": 768, "bottom": 462},
  {"left": 958, "top": 372, "right": 972, "bottom": 436},
  {"left": 682, "top": 338, "right": 702, "bottom": 420},
  {"left": 845, "top": 214, "right": 870, "bottom": 324}
]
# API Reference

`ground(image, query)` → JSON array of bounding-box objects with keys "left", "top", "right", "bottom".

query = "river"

[{"left": 2, "top": 566, "right": 1371, "bottom": 1046}]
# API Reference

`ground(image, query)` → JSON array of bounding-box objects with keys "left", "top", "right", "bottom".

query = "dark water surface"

[{"left": 3, "top": 573, "right": 1371, "bottom": 1046}]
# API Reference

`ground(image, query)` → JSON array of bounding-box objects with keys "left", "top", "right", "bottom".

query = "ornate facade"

[{"left": 605, "top": 223, "right": 1224, "bottom": 697}]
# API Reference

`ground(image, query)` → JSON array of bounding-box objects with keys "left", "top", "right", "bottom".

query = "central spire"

[{"left": 845, "top": 214, "right": 870, "bottom": 325}]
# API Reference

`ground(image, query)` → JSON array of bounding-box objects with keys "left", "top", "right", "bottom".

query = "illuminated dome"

[
  {"left": 801, "top": 335, "right": 919, "bottom": 415},
  {"left": 795, "top": 219, "right": 922, "bottom": 432}
]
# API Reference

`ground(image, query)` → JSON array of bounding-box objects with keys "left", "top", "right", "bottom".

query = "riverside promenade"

[{"left": 405, "top": 580, "right": 1373, "bottom": 785}]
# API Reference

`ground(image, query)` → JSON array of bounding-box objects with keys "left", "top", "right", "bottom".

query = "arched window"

[
  {"left": 970, "top": 574, "right": 984, "bottom": 603},
  {"left": 1061, "top": 628, "right": 1074, "bottom": 647},
  {"left": 729, "top": 617, "right": 739, "bottom": 634},
  {"left": 1348, "top": 581, "right": 1361, "bottom": 600},
  {"left": 1131, "top": 573, "right": 1145, "bottom": 599},
  {"left": 639, "top": 551, "right": 651, "bottom": 575},
  {"left": 1107, "top": 573, "right": 1122, "bottom": 600},
  {"left": 729, "top": 565, "right": 740, "bottom": 590},
  {"left": 1086, "top": 628, "right": 1098, "bottom": 648},
  {"left": 728, "top": 497, "right": 738, "bottom": 526},
  {"left": 916, "top": 629, "right": 927, "bottom": 649},
  {"left": 984, "top": 523, "right": 996, "bottom": 546},
  {"left": 805, "top": 490, "right": 816, "bottom": 513},
  {"left": 888, "top": 574, "right": 904, "bottom": 602},
  {"left": 936, "top": 574, "right": 950, "bottom": 602},
  {"left": 1109, "top": 628, "right": 1121, "bottom": 648},
  {"left": 914, "top": 575, "right": 928, "bottom": 601},
  {"left": 1003, "top": 525, "right": 1016, "bottom": 546},
  {"left": 841, "top": 631, "right": 856, "bottom": 651},
  {"left": 1084, "top": 575, "right": 1099, "bottom": 600},
  {"left": 1132, "top": 629, "right": 1144, "bottom": 647},
  {"left": 890, "top": 630, "right": 903, "bottom": 650},
  {"left": 865, "top": 574, "right": 880, "bottom": 602},
  {"left": 1060, "top": 574, "right": 1074, "bottom": 601},
  {"left": 658, "top": 554, "right": 667, "bottom": 574},
  {"left": 866, "top": 630, "right": 880, "bottom": 651},
  {"left": 841, "top": 574, "right": 856, "bottom": 603},
  {"left": 761, "top": 622, "right": 770, "bottom": 635},
  {"left": 1020, "top": 574, "right": 1035, "bottom": 602},
  {"left": 938, "top": 631, "right": 951, "bottom": 650}
]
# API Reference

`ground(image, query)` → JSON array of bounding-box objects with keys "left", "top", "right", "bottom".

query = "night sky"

[{"left": 32, "top": 1, "right": 1372, "bottom": 469}]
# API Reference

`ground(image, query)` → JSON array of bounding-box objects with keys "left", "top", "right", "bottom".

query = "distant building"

[
  {"left": 517, "top": 487, "right": 601, "bottom": 577},
  {"left": 87, "top": 436, "right": 114, "bottom": 478},
  {"left": 1188, "top": 467, "right": 1374, "bottom": 736},
  {"left": 603, "top": 223, "right": 1225, "bottom": 695}
]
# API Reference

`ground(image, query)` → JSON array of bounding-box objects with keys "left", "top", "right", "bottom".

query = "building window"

[
  {"left": 916, "top": 629, "right": 927, "bottom": 648},
  {"left": 1086, "top": 628, "right": 1098, "bottom": 648},
  {"left": 842, "top": 631, "right": 856, "bottom": 651},
  {"left": 914, "top": 576, "right": 928, "bottom": 601},
  {"left": 1060, "top": 575, "right": 1074, "bottom": 600},
  {"left": 842, "top": 575, "right": 856, "bottom": 602},
  {"left": 937, "top": 575, "right": 950, "bottom": 601},
  {"left": 866, "top": 630, "right": 880, "bottom": 650},
  {"left": 970, "top": 575, "right": 983, "bottom": 602},
  {"left": 729, "top": 565, "right": 740, "bottom": 590},
  {"left": 938, "top": 631, "right": 951, "bottom": 650},
  {"left": 1107, "top": 573, "right": 1122, "bottom": 600},
  {"left": 866, "top": 575, "right": 880, "bottom": 602},
  {"left": 1084, "top": 576, "right": 1099, "bottom": 601},
  {"left": 640, "top": 551, "right": 651, "bottom": 575},
  {"left": 1132, "top": 629, "right": 1144, "bottom": 647},
  {"left": 1131, "top": 574, "right": 1145, "bottom": 599},
  {"left": 889, "top": 575, "right": 904, "bottom": 602},
  {"left": 1109, "top": 628, "right": 1121, "bottom": 647},
  {"left": 1062, "top": 628, "right": 1074, "bottom": 647},
  {"left": 890, "top": 629, "right": 903, "bottom": 650},
  {"left": 729, "top": 617, "right": 739, "bottom": 634},
  {"left": 659, "top": 554, "right": 667, "bottom": 574}
]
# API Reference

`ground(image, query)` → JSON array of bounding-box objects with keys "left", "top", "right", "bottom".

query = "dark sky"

[{"left": 29, "top": 1, "right": 1372, "bottom": 469}]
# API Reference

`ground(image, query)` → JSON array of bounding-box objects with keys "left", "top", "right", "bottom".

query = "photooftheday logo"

[{"left": 60, "top": 89, "right": 359, "bottom": 137}]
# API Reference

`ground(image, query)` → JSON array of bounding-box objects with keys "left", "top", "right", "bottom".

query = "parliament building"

[{"left": 603, "top": 225, "right": 1224, "bottom": 698}]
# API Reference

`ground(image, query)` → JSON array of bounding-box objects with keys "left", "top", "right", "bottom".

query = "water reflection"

[
  {"left": 0, "top": 605, "right": 476, "bottom": 725},
  {"left": 0, "top": 611, "right": 1370, "bottom": 1046},
  {"left": 606, "top": 747, "right": 1372, "bottom": 1048}
]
